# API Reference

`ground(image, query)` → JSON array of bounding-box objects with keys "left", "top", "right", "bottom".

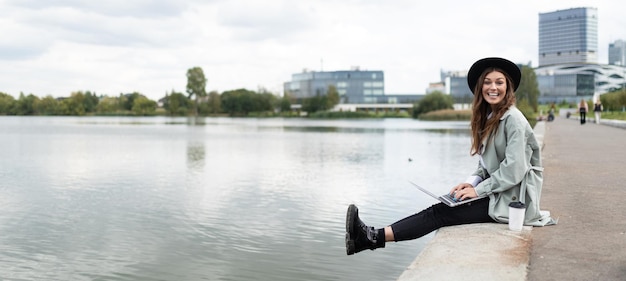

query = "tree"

[
  {"left": 279, "top": 96, "right": 292, "bottom": 113},
  {"left": 164, "top": 91, "right": 190, "bottom": 116},
  {"left": 96, "top": 96, "right": 120, "bottom": 114},
  {"left": 412, "top": 91, "right": 453, "bottom": 117},
  {"left": 301, "top": 85, "right": 340, "bottom": 114},
  {"left": 186, "top": 67, "right": 207, "bottom": 116},
  {"left": 120, "top": 92, "right": 142, "bottom": 111},
  {"left": 302, "top": 94, "right": 324, "bottom": 114},
  {"left": 206, "top": 91, "right": 221, "bottom": 115},
  {"left": 59, "top": 92, "right": 87, "bottom": 115},
  {"left": 14, "top": 93, "right": 39, "bottom": 115},
  {"left": 326, "top": 85, "right": 340, "bottom": 109},
  {"left": 83, "top": 91, "right": 100, "bottom": 113},
  {"left": 34, "top": 95, "right": 60, "bottom": 115},
  {"left": 221, "top": 88, "right": 273, "bottom": 116},
  {"left": 132, "top": 96, "right": 157, "bottom": 115},
  {"left": 0, "top": 92, "right": 16, "bottom": 115},
  {"left": 516, "top": 65, "right": 540, "bottom": 112}
]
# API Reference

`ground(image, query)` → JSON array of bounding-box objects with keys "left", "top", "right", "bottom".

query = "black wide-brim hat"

[{"left": 467, "top": 57, "right": 521, "bottom": 93}]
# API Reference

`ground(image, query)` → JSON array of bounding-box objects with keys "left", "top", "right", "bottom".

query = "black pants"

[
  {"left": 580, "top": 110, "right": 586, "bottom": 124},
  {"left": 390, "top": 197, "right": 494, "bottom": 241}
]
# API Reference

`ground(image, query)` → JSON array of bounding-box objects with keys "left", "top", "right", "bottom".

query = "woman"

[
  {"left": 345, "top": 57, "right": 556, "bottom": 255},
  {"left": 593, "top": 99, "right": 603, "bottom": 124},
  {"left": 579, "top": 99, "right": 588, "bottom": 125}
]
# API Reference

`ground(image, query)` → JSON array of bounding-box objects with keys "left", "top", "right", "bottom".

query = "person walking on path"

[
  {"left": 345, "top": 57, "right": 556, "bottom": 255},
  {"left": 594, "top": 99, "right": 603, "bottom": 124},
  {"left": 579, "top": 99, "right": 588, "bottom": 125}
]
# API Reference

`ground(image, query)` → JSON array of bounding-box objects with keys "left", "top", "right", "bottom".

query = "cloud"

[
  {"left": 215, "top": 1, "right": 316, "bottom": 42},
  {"left": 4, "top": 0, "right": 192, "bottom": 19},
  {"left": 3, "top": 3, "right": 196, "bottom": 49},
  {"left": 0, "top": 0, "right": 625, "bottom": 100}
]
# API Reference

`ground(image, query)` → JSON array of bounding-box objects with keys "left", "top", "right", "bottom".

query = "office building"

[
  {"left": 535, "top": 63, "right": 626, "bottom": 103},
  {"left": 285, "top": 68, "right": 424, "bottom": 105},
  {"left": 538, "top": 7, "right": 598, "bottom": 66},
  {"left": 609, "top": 40, "right": 626, "bottom": 66},
  {"left": 439, "top": 70, "right": 473, "bottom": 102},
  {"left": 283, "top": 68, "right": 384, "bottom": 103}
]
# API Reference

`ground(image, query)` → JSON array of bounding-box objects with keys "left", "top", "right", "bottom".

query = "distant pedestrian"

[
  {"left": 548, "top": 103, "right": 556, "bottom": 122},
  {"left": 344, "top": 57, "right": 556, "bottom": 255},
  {"left": 593, "top": 99, "right": 603, "bottom": 124},
  {"left": 579, "top": 99, "right": 588, "bottom": 125}
]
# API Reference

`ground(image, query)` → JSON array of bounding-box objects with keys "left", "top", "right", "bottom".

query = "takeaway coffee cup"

[{"left": 508, "top": 201, "right": 526, "bottom": 231}]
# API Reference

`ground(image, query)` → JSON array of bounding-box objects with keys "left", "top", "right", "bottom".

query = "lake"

[{"left": 0, "top": 116, "right": 478, "bottom": 280}]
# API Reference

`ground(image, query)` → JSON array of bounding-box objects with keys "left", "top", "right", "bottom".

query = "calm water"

[{"left": 0, "top": 116, "right": 477, "bottom": 281}]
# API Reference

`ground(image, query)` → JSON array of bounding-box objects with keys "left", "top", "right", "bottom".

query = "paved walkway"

[{"left": 527, "top": 117, "right": 626, "bottom": 281}]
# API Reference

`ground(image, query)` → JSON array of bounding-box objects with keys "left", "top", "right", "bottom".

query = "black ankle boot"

[{"left": 345, "top": 204, "right": 385, "bottom": 255}]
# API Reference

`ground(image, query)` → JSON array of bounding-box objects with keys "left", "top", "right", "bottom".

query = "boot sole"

[{"left": 345, "top": 204, "right": 358, "bottom": 255}]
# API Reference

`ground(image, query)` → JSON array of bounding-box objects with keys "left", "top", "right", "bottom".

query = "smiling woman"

[{"left": 345, "top": 57, "right": 556, "bottom": 257}]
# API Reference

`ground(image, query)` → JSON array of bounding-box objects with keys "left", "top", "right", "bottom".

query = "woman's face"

[{"left": 482, "top": 70, "right": 507, "bottom": 108}]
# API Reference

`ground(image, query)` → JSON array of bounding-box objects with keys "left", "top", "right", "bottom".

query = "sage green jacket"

[{"left": 472, "top": 106, "right": 556, "bottom": 226}]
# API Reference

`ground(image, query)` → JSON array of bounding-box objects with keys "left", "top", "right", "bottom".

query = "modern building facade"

[
  {"left": 538, "top": 7, "right": 598, "bottom": 66},
  {"left": 440, "top": 70, "right": 473, "bottom": 102},
  {"left": 284, "top": 68, "right": 384, "bottom": 103},
  {"left": 283, "top": 68, "right": 422, "bottom": 104},
  {"left": 535, "top": 63, "right": 626, "bottom": 103},
  {"left": 609, "top": 40, "right": 626, "bottom": 66}
]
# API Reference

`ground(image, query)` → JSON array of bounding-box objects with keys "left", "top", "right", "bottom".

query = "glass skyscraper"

[
  {"left": 538, "top": 7, "right": 598, "bottom": 66},
  {"left": 609, "top": 40, "right": 626, "bottom": 66}
]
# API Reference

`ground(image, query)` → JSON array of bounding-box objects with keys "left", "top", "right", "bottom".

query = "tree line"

[
  {"left": 3, "top": 65, "right": 575, "bottom": 119},
  {"left": 0, "top": 66, "right": 351, "bottom": 117}
]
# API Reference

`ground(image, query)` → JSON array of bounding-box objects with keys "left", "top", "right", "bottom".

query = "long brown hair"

[{"left": 469, "top": 67, "right": 517, "bottom": 156}]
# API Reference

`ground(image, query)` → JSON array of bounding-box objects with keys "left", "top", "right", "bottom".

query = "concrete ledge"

[
  {"left": 600, "top": 118, "right": 626, "bottom": 129},
  {"left": 397, "top": 224, "right": 532, "bottom": 281}
]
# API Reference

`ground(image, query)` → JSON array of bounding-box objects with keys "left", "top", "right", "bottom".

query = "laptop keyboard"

[{"left": 441, "top": 193, "right": 459, "bottom": 203}]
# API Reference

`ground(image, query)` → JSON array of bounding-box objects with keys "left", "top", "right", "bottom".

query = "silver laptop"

[{"left": 408, "top": 180, "right": 487, "bottom": 207}]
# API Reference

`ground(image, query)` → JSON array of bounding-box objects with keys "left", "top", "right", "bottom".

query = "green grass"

[
  {"left": 418, "top": 109, "right": 472, "bottom": 121},
  {"left": 599, "top": 111, "right": 626, "bottom": 121}
]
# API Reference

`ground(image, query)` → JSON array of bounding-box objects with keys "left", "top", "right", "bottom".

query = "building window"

[{"left": 364, "top": 97, "right": 378, "bottom": 103}]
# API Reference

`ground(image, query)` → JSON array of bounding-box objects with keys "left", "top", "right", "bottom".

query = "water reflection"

[
  {"left": 187, "top": 142, "right": 205, "bottom": 171},
  {"left": 0, "top": 116, "right": 477, "bottom": 281}
]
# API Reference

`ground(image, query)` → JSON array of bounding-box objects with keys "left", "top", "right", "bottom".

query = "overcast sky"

[{"left": 1, "top": 0, "right": 625, "bottom": 100}]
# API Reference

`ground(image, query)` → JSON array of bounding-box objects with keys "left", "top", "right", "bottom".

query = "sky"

[{"left": 1, "top": 0, "right": 625, "bottom": 101}]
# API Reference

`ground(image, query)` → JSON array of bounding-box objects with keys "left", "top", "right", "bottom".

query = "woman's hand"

[{"left": 450, "top": 183, "right": 478, "bottom": 201}]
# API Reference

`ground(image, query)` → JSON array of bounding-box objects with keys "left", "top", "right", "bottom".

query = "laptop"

[{"left": 408, "top": 180, "right": 488, "bottom": 207}]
